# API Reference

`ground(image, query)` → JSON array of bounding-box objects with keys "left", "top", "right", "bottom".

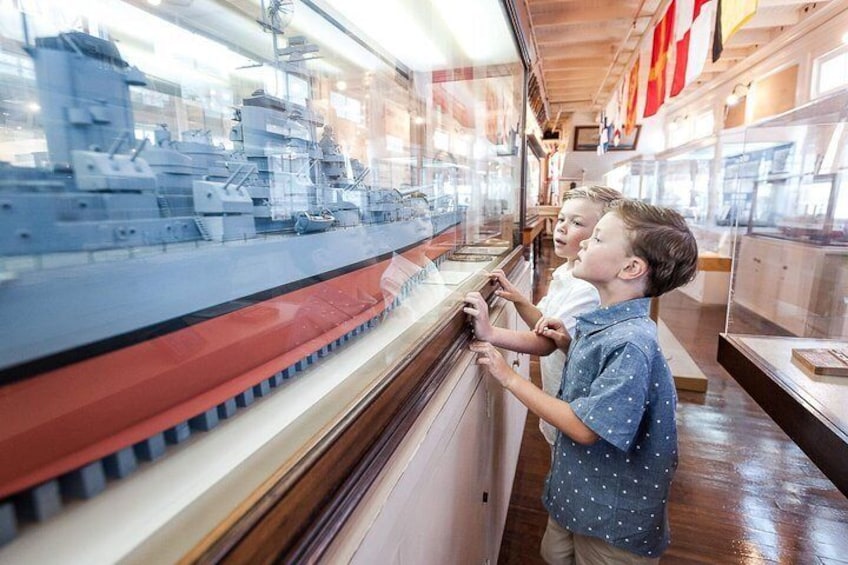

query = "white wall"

[{"left": 561, "top": 111, "right": 665, "bottom": 185}]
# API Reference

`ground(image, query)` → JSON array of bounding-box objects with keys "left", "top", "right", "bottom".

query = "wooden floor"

[{"left": 498, "top": 241, "right": 848, "bottom": 564}]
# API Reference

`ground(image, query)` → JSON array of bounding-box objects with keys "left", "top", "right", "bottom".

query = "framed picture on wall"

[
  {"left": 573, "top": 126, "right": 600, "bottom": 151},
  {"left": 610, "top": 125, "right": 641, "bottom": 151},
  {"left": 573, "top": 124, "right": 642, "bottom": 152}
]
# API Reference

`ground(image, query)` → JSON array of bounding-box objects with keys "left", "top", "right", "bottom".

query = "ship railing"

[
  {"left": 341, "top": 167, "right": 371, "bottom": 192},
  {"left": 0, "top": 232, "right": 269, "bottom": 275},
  {"left": 221, "top": 162, "right": 258, "bottom": 191}
]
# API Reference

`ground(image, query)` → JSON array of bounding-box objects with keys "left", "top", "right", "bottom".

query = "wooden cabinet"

[
  {"left": 734, "top": 236, "right": 848, "bottom": 337},
  {"left": 734, "top": 236, "right": 781, "bottom": 321},
  {"left": 776, "top": 242, "right": 818, "bottom": 335},
  {"left": 323, "top": 263, "right": 532, "bottom": 564}
]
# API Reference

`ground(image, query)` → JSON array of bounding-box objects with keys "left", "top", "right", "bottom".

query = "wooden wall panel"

[{"left": 751, "top": 65, "right": 799, "bottom": 123}]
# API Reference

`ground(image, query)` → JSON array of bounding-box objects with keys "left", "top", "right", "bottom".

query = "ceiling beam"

[
  {"left": 745, "top": 9, "right": 801, "bottom": 28},
  {"left": 530, "top": 0, "right": 641, "bottom": 27},
  {"left": 545, "top": 80, "right": 606, "bottom": 90},
  {"left": 542, "top": 57, "right": 613, "bottom": 69},
  {"left": 758, "top": 0, "right": 816, "bottom": 6},
  {"left": 725, "top": 28, "right": 780, "bottom": 47},
  {"left": 538, "top": 42, "right": 619, "bottom": 59},
  {"left": 544, "top": 70, "right": 608, "bottom": 80},
  {"left": 535, "top": 28, "right": 628, "bottom": 46}
]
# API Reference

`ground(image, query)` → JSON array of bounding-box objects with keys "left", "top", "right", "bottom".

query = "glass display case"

[
  {"left": 0, "top": 0, "right": 526, "bottom": 557},
  {"left": 606, "top": 140, "right": 739, "bottom": 305},
  {"left": 726, "top": 88, "right": 848, "bottom": 339},
  {"left": 606, "top": 138, "right": 759, "bottom": 257},
  {"left": 718, "top": 88, "right": 848, "bottom": 498},
  {"left": 604, "top": 156, "right": 658, "bottom": 204}
]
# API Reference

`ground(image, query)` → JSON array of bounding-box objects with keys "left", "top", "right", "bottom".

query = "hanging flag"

[
  {"left": 605, "top": 83, "right": 621, "bottom": 143},
  {"left": 671, "top": 0, "right": 715, "bottom": 96},
  {"left": 616, "top": 76, "right": 628, "bottom": 137},
  {"left": 597, "top": 112, "right": 609, "bottom": 155},
  {"left": 712, "top": 0, "right": 758, "bottom": 62},
  {"left": 625, "top": 57, "right": 640, "bottom": 135},
  {"left": 644, "top": 1, "right": 676, "bottom": 118}
]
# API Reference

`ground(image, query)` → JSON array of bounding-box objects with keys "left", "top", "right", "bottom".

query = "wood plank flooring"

[{"left": 498, "top": 241, "right": 848, "bottom": 564}]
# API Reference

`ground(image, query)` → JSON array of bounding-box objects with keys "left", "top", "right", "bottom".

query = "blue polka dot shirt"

[{"left": 542, "top": 297, "right": 678, "bottom": 558}]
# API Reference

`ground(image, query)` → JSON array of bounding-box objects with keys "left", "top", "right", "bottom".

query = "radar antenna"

[{"left": 260, "top": 0, "right": 294, "bottom": 35}]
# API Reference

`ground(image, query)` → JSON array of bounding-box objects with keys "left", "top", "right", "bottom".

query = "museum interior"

[{"left": 0, "top": 0, "right": 846, "bottom": 563}]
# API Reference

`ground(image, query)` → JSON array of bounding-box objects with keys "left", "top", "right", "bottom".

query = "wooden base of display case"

[
  {"left": 651, "top": 298, "right": 708, "bottom": 393},
  {"left": 679, "top": 252, "right": 733, "bottom": 305},
  {"left": 718, "top": 334, "right": 848, "bottom": 497},
  {"left": 659, "top": 320, "right": 708, "bottom": 392}
]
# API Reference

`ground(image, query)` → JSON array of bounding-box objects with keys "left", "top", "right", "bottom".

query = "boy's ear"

[{"left": 619, "top": 256, "right": 649, "bottom": 281}]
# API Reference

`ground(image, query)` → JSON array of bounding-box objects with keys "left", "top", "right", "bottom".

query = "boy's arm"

[
  {"left": 469, "top": 341, "right": 598, "bottom": 445},
  {"left": 489, "top": 270, "right": 543, "bottom": 327},
  {"left": 533, "top": 316, "right": 572, "bottom": 352},
  {"left": 513, "top": 301, "right": 543, "bottom": 328},
  {"left": 464, "top": 293, "right": 558, "bottom": 356}
]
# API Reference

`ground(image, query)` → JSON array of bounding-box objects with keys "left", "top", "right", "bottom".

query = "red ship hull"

[{"left": 0, "top": 228, "right": 461, "bottom": 499}]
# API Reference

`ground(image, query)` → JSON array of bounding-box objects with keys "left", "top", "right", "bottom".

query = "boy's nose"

[{"left": 579, "top": 238, "right": 589, "bottom": 249}]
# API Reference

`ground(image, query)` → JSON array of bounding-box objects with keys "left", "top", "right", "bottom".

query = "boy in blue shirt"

[{"left": 468, "top": 200, "right": 698, "bottom": 563}]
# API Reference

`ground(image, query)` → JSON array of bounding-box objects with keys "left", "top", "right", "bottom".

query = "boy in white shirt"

[{"left": 463, "top": 185, "right": 622, "bottom": 446}]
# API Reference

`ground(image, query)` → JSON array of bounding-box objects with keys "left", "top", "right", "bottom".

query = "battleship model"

[{"left": 0, "top": 30, "right": 463, "bottom": 543}]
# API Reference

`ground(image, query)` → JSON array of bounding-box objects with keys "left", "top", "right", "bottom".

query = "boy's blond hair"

[
  {"left": 562, "top": 185, "right": 622, "bottom": 207},
  {"left": 608, "top": 200, "right": 698, "bottom": 297}
]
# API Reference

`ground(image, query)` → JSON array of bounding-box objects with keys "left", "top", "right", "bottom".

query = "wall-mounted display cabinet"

[{"left": 0, "top": 0, "right": 528, "bottom": 559}]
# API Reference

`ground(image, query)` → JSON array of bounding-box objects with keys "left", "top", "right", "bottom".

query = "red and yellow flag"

[
  {"left": 671, "top": 0, "right": 714, "bottom": 97},
  {"left": 644, "top": 1, "right": 676, "bottom": 117},
  {"left": 625, "top": 58, "right": 640, "bottom": 135}
]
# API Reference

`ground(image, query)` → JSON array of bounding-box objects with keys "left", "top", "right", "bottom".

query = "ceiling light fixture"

[{"left": 726, "top": 83, "right": 750, "bottom": 107}]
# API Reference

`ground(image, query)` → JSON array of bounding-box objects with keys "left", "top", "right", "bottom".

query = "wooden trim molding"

[{"left": 189, "top": 247, "right": 526, "bottom": 564}]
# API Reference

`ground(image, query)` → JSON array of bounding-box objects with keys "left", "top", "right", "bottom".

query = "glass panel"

[
  {"left": 725, "top": 89, "right": 848, "bottom": 338},
  {"left": 604, "top": 158, "right": 658, "bottom": 202},
  {"left": 0, "top": 0, "right": 523, "bottom": 552}
]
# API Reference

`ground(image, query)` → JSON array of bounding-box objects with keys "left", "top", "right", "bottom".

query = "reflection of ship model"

[{"left": 0, "top": 31, "right": 462, "bottom": 542}]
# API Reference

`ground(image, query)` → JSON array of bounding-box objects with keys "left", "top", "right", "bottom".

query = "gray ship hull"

[{"left": 0, "top": 212, "right": 461, "bottom": 375}]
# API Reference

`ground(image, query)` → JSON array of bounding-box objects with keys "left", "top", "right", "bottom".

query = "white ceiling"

[{"left": 515, "top": 0, "right": 838, "bottom": 133}]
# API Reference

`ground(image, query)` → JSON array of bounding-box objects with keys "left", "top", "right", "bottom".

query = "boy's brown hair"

[
  {"left": 608, "top": 200, "right": 698, "bottom": 297},
  {"left": 562, "top": 185, "right": 623, "bottom": 206}
]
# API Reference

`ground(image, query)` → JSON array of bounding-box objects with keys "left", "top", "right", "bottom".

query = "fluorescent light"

[
  {"left": 319, "top": 0, "right": 447, "bottom": 70},
  {"left": 430, "top": 0, "right": 516, "bottom": 64},
  {"left": 289, "top": 1, "right": 385, "bottom": 71}
]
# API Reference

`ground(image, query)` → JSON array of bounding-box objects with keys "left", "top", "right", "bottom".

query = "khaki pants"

[{"left": 540, "top": 516, "right": 660, "bottom": 565}]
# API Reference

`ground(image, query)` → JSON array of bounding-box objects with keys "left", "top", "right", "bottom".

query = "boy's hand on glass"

[
  {"left": 469, "top": 340, "right": 514, "bottom": 389},
  {"left": 463, "top": 291, "right": 493, "bottom": 341},
  {"left": 534, "top": 316, "right": 571, "bottom": 351},
  {"left": 488, "top": 270, "right": 526, "bottom": 305}
]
